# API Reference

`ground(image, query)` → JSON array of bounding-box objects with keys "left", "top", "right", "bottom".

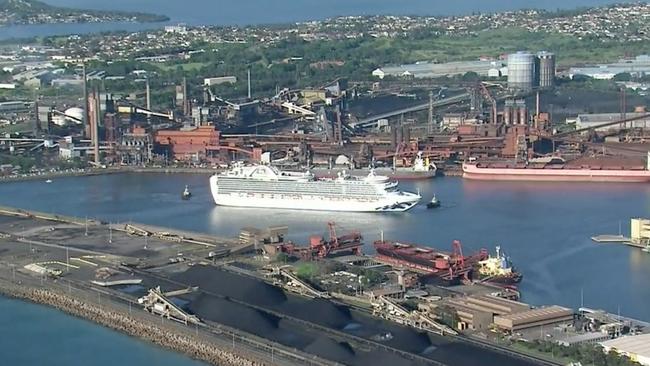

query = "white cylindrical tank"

[
  {"left": 507, "top": 52, "right": 535, "bottom": 92},
  {"left": 537, "top": 51, "right": 556, "bottom": 89}
]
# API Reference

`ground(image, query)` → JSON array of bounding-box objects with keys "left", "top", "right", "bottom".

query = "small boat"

[
  {"left": 426, "top": 195, "right": 441, "bottom": 209},
  {"left": 642, "top": 246, "right": 650, "bottom": 253},
  {"left": 182, "top": 185, "right": 192, "bottom": 200},
  {"left": 45, "top": 179, "right": 52, "bottom": 183}
]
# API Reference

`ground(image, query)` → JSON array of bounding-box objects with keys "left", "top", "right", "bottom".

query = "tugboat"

[
  {"left": 475, "top": 246, "right": 522, "bottom": 284},
  {"left": 181, "top": 185, "right": 192, "bottom": 200},
  {"left": 426, "top": 195, "right": 441, "bottom": 209}
]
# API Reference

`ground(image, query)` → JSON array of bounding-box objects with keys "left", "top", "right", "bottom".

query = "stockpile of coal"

[
  {"left": 278, "top": 298, "right": 353, "bottom": 329},
  {"left": 171, "top": 266, "right": 537, "bottom": 366},
  {"left": 426, "top": 338, "right": 535, "bottom": 366},
  {"left": 304, "top": 337, "right": 355, "bottom": 364},
  {"left": 347, "top": 312, "right": 434, "bottom": 354},
  {"left": 173, "top": 266, "right": 287, "bottom": 307},
  {"left": 356, "top": 350, "right": 429, "bottom": 366},
  {"left": 384, "top": 327, "right": 433, "bottom": 354},
  {"left": 190, "top": 293, "right": 279, "bottom": 335}
]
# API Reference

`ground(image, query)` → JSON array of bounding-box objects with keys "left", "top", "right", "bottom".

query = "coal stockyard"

[{"left": 0, "top": 206, "right": 554, "bottom": 366}]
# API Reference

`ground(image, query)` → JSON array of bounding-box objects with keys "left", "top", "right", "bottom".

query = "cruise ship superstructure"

[{"left": 209, "top": 164, "right": 421, "bottom": 212}]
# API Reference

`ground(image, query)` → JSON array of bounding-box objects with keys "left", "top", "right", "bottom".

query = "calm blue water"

[
  {"left": 0, "top": 295, "right": 206, "bottom": 366},
  {"left": 0, "top": 173, "right": 649, "bottom": 322},
  {"left": 0, "top": 0, "right": 629, "bottom": 40}
]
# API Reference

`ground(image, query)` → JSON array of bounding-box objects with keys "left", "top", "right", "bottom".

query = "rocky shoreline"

[{"left": 0, "top": 280, "right": 264, "bottom": 366}]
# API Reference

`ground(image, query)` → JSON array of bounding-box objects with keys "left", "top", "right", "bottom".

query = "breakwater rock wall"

[{"left": 0, "top": 281, "right": 264, "bottom": 366}]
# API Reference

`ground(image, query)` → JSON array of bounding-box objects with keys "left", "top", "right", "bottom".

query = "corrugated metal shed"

[{"left": 600, "top": 333, "right": 650, "bottom": 366}]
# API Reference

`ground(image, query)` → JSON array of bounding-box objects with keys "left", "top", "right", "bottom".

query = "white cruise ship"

[{"left": 209, "top": 164, "right": 421, "bottom": 212}]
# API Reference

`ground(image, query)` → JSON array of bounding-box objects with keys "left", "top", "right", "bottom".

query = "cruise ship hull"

[
  {"left": 209, "top": 176, "right": 420, "bottom": 212},
  {"left": 462, "top": 163, "right": 650, "bottom": 183}
]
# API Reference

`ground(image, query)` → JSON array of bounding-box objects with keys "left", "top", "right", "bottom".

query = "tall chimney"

[
  {"left": 182, "top": 77, "right": 189, "bottom": 116},
  {"left": 247, "top": 68, "right": 252, "bottom": 100},
  {"left": 33, "top": 98, "right": 41, "bottom": 134},
  {"left": 82, "top": 63, "right": 89, "bottom": 138},
  {"left": 145, "top": 79, "right": 151, "bottom": 110},
  {"left": 93, "top": 106, "right": 100, "bottom": 164}
]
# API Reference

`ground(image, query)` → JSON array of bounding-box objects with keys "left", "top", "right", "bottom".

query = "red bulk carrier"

[
  {"left": 373, "top": 240, "right": 488, "bottom": 285},
  {"left": 463, "top": 154, "right": 650, "bottom": 183}
]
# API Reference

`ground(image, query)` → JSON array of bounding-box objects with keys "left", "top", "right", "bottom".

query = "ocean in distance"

[
  {"left": 0, "top": 295, "right": 207, "bottom": 366},
  {"left": 0, "top": 0, "right": 629, "bottom": 40}
]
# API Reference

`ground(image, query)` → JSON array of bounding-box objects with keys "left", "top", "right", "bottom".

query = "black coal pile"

[
  {"left": 425, "top": 339, "right": 536, "bottom": 366},
  {"left": 189, "top": 293, "right": 279, "bottom": 335},
  {"left": 277, "top": 298, "right": 353, "bottom": 329},
  {"left": 384, "top": 327, "right": 432, "bottom": 354},
  {"left": 356, "top": 350, "right": 424, "bottom": 366},
  {"left": 172, "top": 266, "right": 287, "bottom": 307},
  {"left": 304, "top": 337, "right": 355, "bottom": 364}
]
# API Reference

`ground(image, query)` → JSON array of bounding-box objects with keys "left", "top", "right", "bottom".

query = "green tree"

[{"left": 613, "top": 72, "right": 632, "bottom": 82}]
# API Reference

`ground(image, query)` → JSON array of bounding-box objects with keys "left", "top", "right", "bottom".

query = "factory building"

[
  {"left": 0, "top": 100, "right": 32, "bottom": 114},
  {"left": 569, "top": 55, "right": 650, "bottom": 80},
  {"left": 493, "top": 305, "right": 574, "bottom": 333},
  {"left": 600, "top": 334, "right": 650, "bottom": 366},
  {"left": 372, "top": 60, "right": 505, "bottom": 79},
  {"left": 442, "top": 295, "right": 531, "bottom": 331},
  {"left": 204, "top": 76, "right": 237, "bottom": 86},
  {"left": 154, "top": 125, "right": 220, "bottom": 161},
  {"left": 630, "top": 218, "right": 650, "bottom": 244},
  {"left": 118, "top": 126, "right": 153, "bottom": 165},
  {"left": 507, "top": 52, "right": 536, "bottom": 92},
  {"left": 575, "top": 112, "right": 650, "bottom": 131}
]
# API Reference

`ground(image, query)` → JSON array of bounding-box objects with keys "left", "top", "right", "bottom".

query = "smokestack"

[
  {"left": 620, "top": 87, "right": 627, "bottom": 123},
  {"left": 247, "top": 68, "right": 252, "bottom": 100},
  {"left": 33, "top": 99, "right": 41, "bottom": 134},
  {"left": 146, "top": 79, "right": 151, "bottom": 110},
  {"left": 519, "top": 106, "right": 527, "bottom": 125},
  {"left": 403, "top": 126, "right": 410, "bottom": 143},
  {"left": 183, "top": 77, "right": 190, "bottom": 116},
  {"left": 535, "top": 90, "right": 540, "bottom": 119},
  {"left": 89, "top": 88, "right": 100, "bottom": 164},
  {"left": 82, "top": 63, "right": 89, "bottom": 138}
]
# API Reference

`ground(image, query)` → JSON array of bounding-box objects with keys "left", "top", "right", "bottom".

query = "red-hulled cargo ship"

[
  {"left": 373, "top": 240, "right": 488, "bottom": 285},
  {"left": 463, "top": 154, "right": 650, "bottom": 183}
]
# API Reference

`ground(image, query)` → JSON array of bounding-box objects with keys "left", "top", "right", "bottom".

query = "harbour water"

[
  {"left": 0, "top": 0, "right": 624, "bottom": 40},
  {"left": 0, "top": 294, "right": 206, "bottom": 366},
  {"left": 0, "top": 173, "right": 649, "bottom": 321}
]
